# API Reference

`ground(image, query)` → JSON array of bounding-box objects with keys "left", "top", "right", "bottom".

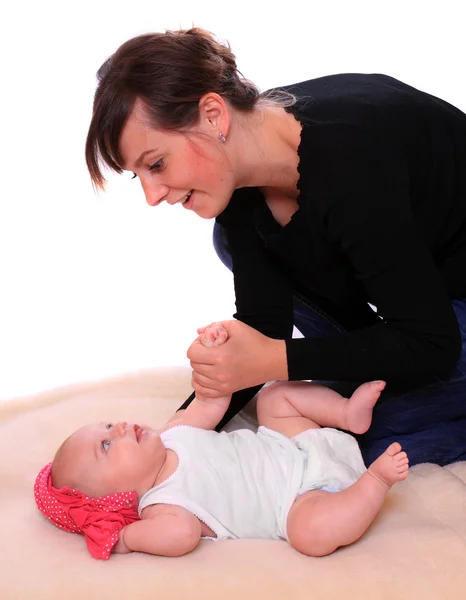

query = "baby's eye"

[
  {"left": 106, "top": 423, "right": 113, "bottom": 430},
  {"left": 102, "top": 440, "right": 111, "bottom": 452}
]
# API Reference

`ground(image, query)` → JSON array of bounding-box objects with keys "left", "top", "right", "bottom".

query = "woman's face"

[{"left": 119, "top": 100, "right": 235, "bottom": 219}]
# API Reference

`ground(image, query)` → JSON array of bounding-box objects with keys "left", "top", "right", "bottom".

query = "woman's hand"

[{"left": 187, "top": 320, "right": 288, "bottom": 398}]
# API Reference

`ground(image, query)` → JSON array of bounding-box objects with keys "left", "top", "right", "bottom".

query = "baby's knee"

[
  {"left": 287, "top": 512, "right": 337, "bottom": 557},
  {"left": 256, "top": 381, "right": 290, "bottom": 417},
  {"left": 286, "top": 491, "right": 339, "bottom": 557}
]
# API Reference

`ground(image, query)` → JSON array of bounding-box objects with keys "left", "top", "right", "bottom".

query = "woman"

[{"left": 85, "top": 28, "right": 466, "bottom": 466}]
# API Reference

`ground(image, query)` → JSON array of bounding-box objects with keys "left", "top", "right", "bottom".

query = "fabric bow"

[{"left": 34, "top": 462, "right": 140, "bottom": 559}]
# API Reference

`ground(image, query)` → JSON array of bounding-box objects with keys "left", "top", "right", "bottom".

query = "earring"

[{"left": 218, "top": 132, "right": 227, "bottom": 143}]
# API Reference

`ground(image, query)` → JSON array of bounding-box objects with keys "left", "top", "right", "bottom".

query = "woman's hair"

[{"left": 85, "top": 27, "right": 295, "bottom": 190}]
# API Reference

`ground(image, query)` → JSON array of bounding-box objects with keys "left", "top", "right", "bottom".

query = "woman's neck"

[{"left": 230, "top": 105, "right": 302, "bottom": 194}]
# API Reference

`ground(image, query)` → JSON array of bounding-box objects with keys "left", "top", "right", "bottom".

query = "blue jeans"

[{"left": 213, "top": 222, "right": 466, "bottom": 467}]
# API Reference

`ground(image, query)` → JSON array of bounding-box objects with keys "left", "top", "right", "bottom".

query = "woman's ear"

[{"left": 198, "top": 93, "right": 230, "bottom": 138}]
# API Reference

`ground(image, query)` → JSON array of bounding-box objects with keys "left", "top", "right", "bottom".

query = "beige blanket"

[{"left": 1, "top": 367, "right": 465, "bottom": 600}]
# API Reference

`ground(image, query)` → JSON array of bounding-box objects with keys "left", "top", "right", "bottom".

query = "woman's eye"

[
  {"left": 148, "top": 159, "right": 164, "bottom": 172},
  {"left": 102, "top": 440, "right": 111, "bottom": 452}
]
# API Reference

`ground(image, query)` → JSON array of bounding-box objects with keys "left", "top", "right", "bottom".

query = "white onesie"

[{"left": 138, "top": 425, "right": 366, "bottom": 541}]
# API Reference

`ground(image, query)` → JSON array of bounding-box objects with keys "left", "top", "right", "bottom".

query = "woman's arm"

[
  {"left": 188, "top": 143, "right": 461, "bottom": 395},
  {"left": 282, "top": 132, "right": 461, "bottom": 383}
]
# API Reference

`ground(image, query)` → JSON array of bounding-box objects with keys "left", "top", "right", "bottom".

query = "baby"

[{"left": 34, "top": 324, "right": 409, "bottom": 560}]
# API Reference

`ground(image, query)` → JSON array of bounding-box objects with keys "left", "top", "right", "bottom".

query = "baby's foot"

[
  {"left": 368, "top": 442, "right": 409, "bottom": 487},
  {"left": 344, "top": 381, "right": 386, "bottom": 434},
  {"left": 200, "top": 323, "right": 229, "bottom": 348}
]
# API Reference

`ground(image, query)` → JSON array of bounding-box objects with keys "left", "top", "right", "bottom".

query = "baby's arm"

[
  {"left": 113, "top": 504, "right": 201, "bottom": 557},
  {"left": 163, "top": 395, "right": 230, "bottom": 431},
  {"left": 162, "top": 324, "right": 231, "bottom": 432}
]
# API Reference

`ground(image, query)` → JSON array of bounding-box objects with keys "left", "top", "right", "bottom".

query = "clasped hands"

[{"left": 187, "top": 320, "right": 287, "bottom": 399}]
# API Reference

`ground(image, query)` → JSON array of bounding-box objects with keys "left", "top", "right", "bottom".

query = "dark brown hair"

[{"left": 85, "top": 28, "right": 266, "bottom": 190}]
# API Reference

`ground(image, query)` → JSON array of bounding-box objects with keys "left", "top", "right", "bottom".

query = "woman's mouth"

[{"left": 182, "top": 190, "right": 194, "bottom": 209}]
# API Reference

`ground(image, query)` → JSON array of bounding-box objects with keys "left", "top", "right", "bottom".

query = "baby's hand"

[
  {"left": 112, "top": 527, "right": 131, "bottom": 555},
  {"left": 198, "top": 323, "right": 228, "bottom": 348}
]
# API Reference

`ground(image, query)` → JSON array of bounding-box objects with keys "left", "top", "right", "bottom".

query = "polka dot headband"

[{"left": 34, "top": 462, "right": 140, "bottom": 560}]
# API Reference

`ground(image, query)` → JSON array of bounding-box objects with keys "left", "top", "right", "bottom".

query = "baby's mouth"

[{"left": 134, "top": 424, "right": 143, "bottom": 442}]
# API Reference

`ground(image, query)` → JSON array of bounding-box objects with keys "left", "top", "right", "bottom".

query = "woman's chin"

[{"left": 193, "top": 208, "right": 217, "bottom": 220}]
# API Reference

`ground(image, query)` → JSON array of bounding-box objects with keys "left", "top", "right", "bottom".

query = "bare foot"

[
  {"left": 344, "top": 381, "right": 386, "bottom": 434},
  {"left": 368, "top": 442, "right": 409, "bottom": 487}
]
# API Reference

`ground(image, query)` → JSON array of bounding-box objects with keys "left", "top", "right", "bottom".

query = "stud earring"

[{"left": 218, "top": 132, "right": 227, "bottom": 143}]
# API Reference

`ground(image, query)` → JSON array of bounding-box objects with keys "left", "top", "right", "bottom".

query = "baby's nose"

[{"left": 114, "top": 422, "right": 128, "bottom": 436}]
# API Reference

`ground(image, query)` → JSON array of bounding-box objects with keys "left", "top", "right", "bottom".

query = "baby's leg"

[
  {"left": 287, "top": 442, "right": 409, "bottom": 556},
  {"left": 256, "top": 380, "right": 385, "bottom": 438}
]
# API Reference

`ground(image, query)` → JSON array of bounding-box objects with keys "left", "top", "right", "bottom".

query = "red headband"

[{"left": 34, "top": 462, "right": 140, "bottom": 560}]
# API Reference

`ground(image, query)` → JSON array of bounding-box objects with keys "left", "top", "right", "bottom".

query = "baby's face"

[{"left": 52, "top": 422, "right": 165, "bottom": 498}]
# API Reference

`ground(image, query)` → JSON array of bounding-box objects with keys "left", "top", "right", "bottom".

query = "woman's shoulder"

[
  {"left": 276, "top": 73, "right": 466, "bottom": 130},
  {"left": 273, "top": 73, "right": 426, "bottom": 106}
]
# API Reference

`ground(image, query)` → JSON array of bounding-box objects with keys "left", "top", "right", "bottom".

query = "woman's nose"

[{"left": 143, "top": 183, "right": 170, "bottom": 207}]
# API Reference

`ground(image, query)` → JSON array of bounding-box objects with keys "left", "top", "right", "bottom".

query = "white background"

[{"left": 0, "top": 0, "right": 464, "bottom": 401}]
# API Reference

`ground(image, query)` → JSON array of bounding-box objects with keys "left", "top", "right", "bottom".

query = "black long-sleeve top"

[{"left": 180, "top": 74, "right": 466, "bottom": 427}]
